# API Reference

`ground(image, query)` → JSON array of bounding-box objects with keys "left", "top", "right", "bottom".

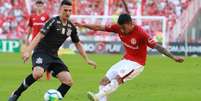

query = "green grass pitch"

[{"left": 0, "top": 53, "right": 201, "bottom": 101}]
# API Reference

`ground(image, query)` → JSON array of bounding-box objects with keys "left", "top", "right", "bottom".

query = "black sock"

[
  {"left": 14, "top": 74, "right": 36, "bottom": 96},
  {"left": 57, "top": 83, "right": 71, "bottom": 97}
]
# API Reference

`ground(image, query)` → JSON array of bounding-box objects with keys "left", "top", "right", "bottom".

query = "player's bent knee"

[
  {"left": 33, "top": 66, "right": 44, "bottom": 80},
  {"left": 115, "top": 75, "right": 123, "bottom": 84},
  {"left": 62, "top": 79, "right": 73, "bottom": 86},
  {"left": 100, "top": 77, "right": 110, "bottom": 86},
  {"left": 33, "top": 72, "right": 43, "bottom": 80},
  {"left": 57, "top": 71, "right": 73, "bottom": 86}
]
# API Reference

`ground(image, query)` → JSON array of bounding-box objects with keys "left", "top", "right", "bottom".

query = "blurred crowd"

[
  {"left": 0, "top": 0, "right": 28, "bottom": 39},
  {"left": 0, "top": 0, "right": 192, "bottom": 42}
]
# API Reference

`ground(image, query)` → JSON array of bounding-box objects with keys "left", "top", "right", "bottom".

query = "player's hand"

[
  {"left": 173, "top": 56, "right": 184, "bottom": 63},
  {"left": 86, "top": 59, "right": 97, "bottom": 69},
  {"left": 22, "top": 51, "right": 31, "bottom": 63}
]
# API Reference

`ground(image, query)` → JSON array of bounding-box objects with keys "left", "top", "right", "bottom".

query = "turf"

[{"left": 0, "top": 53, "right": 201, "bottom": 101}]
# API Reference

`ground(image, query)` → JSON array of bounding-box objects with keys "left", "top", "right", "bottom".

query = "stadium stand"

[{"left": 0, "top": 0, "right": 192, "bottom": 40}]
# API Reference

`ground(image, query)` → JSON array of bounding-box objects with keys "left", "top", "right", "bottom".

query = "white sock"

[
  {"left": 96, "top": 80, "right": 119, "bottom": 99},
  {"left": 98, "top": 85, "right": 107, "bottom": 101}
]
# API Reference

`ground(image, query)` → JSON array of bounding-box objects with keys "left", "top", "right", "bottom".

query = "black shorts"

[{"left": 32, "top": 52, "right": 69, "bottom": 76}]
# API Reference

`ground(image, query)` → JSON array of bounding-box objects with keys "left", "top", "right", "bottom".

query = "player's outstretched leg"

[
  {"left": 98, "top": 85, "right": 107, "bottom": 101},
  {"left": 8, "top": 67, "right": 44, "bottom": 101},
  {"left": 56, "top": 71, "right": 73, "bottom": 98},
  {"left": 87, "top": 85, "right": 107, "bottom": 101},
  {"left": 87, "top": 77, "right": 121, "bottom": 101},
  {"left": 87, "top": 91, "right": 98, "bottom": 101}
]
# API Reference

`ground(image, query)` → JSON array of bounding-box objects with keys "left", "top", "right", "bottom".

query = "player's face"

[
  {"left": 60, "top": 5, "right": 72, "bottom": 20},
  {"left": 120, "top": 23, "right": 133, "bottom": 34},
  {"left": 36, "top": 3, "right": 44, "bottom": 11}
]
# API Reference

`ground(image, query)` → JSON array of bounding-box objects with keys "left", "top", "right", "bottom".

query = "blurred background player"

[
  {"left": 21, "top": 0, "right": 49, "bottom": 51},
  {"left": 22, "top": 0, "right": 51, "bottom": 80},
  {"left": 8, "top": 0, "right": 96, "bottom": 101},
  {"left": 75, "top": 13, "right": 184, "bottom": 101},
  {"left": 74, "top": 1, "right": 184, "bottom": 100},
  {"left": 25, "top": 0, "right": 49, "bottom": 45}
]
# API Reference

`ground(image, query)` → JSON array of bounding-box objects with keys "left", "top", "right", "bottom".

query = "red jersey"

[
  {"left": 28, "top": 12, "right": 49, "bottom": 40},
  {"left": 105, "top": 24, "right": 157, "bottom": 65}
]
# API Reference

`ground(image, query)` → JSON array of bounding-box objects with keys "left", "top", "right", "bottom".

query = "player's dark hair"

[
  {"left": 60, "top": 0, "right": 72, "bottom": 6},
  {"left": 117, "top": 14, "right": 132, "bottom": 25},
  {"left": 35, "top": 0, "right": 44, "bottom": 4}
]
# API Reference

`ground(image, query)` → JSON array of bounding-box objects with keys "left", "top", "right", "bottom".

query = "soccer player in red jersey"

[
  {"left": 24, "top": 0, "right": 51, "bottom": 80},
  {"left": 75, "top": 14, "right": 184, "bottom": 101},
  {"left": 25, "top": 0, "right": 49, "bottom": 44}
]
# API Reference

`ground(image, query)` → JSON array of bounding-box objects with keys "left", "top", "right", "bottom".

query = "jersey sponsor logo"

[
  {"left": 122, "top": 41, "right": 139, "bottom": 50},
  {"left": 33, "top": 23, "right": 45, "bottom": 26},
  {"left": 66, "top": 29, "right": 72, "bottom": 36},
  {"left": 61, "top": 28, "right": 66, "bottom": 35},
  {"left": 36, "top": 57, "right": 43, "bottom": 64}
]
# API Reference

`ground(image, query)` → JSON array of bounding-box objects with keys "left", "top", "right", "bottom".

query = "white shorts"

[{"left": 106, "top": 59, "right": 144, "bottom": 82}]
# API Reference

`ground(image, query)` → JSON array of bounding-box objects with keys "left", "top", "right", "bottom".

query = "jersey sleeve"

[
  {"left": 40, "top": 18, "right": 55, "bottom": 36},
  {"left": 105, "top": 24, "right": 118, "bottom": 33},
  {"left": 28, "top": 16, "right": 32, "bottom": 27},
  {"left": 70, "top": 27, "right": 80, "bottom": 43},
  {"left": 146, "top": 35, "right": 157, "bottom": 48},
  {"left": 46, "top": 14, "right": 50, "bottom": 21},
  {"left": 139, "top": 26, "right": 157, "bottom": 48}
]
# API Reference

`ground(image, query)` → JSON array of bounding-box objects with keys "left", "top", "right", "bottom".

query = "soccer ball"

[{"left": 44, "top": 89, "right": 63, "bottom": 101}]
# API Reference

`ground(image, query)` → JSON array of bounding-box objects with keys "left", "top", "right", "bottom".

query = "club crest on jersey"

[
  {"left": 36, "top": 57, "right": 43, "bottom": 64},
  {"left": 131, "top": 38, "right": 137, "bottom": 45},
  {"left": 41, "top": 16, "right": 46, "bottom": 21}
]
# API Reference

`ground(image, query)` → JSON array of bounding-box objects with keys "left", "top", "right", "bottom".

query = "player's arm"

[
  {"left": 75, "top": 23, "right": 105, "bottom": 31},
  {"left": 74, "top": 42, "right": 96, "bottom": 69},
  {"left": 71, "top": 26, "right": 96, "bottom": 68},
  {"left": 26, "top": 33, "right": 44, "bottom": 51},
  {"left": 141, "top": 25, "right": 184, "bottom": 63},
  {"left": 22, "top": 32, "right": 44, "bottom": 63},
  {"left": 25, "top": 26, "right": 32, "bottom": 45},
  {"left": 22, "top": 18, "right": 55, "bottom": 63},
  {"left": 154, "top": 44, "right": 184, "bottom": 63},
  {"left": 25, "top": 16, "right": 33, "bottom": 45}
]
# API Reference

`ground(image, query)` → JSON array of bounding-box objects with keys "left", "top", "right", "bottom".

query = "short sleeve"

[
  {"left": 70, "top": 27, "right": 80, "bottom": 43},
  {"left": 28, "top": 16, "right": 32, "bottom": 27},
  {"left": 138, "top": 26, "right": 157, "bottom": 48},
  {"left": 105, "top": 24, "right": 119, "bottom": 33},
  {"left": 146, "top": 35, "right": 157, "bottom": 48},
  {"left": 40, "top": 18, "right": 55, "bottom": 36}
]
